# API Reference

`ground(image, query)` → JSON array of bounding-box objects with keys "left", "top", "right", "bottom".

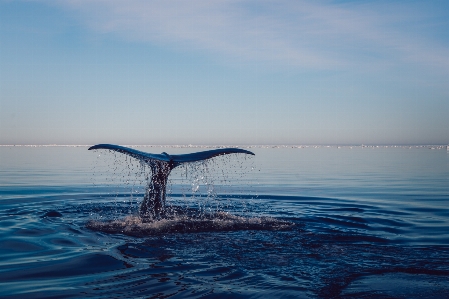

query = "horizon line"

[{"left": 0, "top": 144, "right": 448, "bottom": 148}]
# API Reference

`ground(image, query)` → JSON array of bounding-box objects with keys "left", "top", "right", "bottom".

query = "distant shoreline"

[{"left": 0, "top": 144, "right": 448, "bottom": 149}]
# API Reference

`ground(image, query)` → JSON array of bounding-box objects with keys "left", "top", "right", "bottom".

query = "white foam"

[{"left": 86, "top": 212, "right": 294, "bottom": 237}]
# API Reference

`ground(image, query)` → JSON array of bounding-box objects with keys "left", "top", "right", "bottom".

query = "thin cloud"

[{"left": 44, "top": 0, "right": 449, "bottom": 72}]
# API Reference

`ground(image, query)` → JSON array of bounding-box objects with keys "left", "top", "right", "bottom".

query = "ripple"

[
  {"left": 41, "top": 210, "right": 63, "bottom": 218},
  {"left": 341, "top": 273, "right": 449, "bottom": 299},
  {"left": 0, "top": 239, "right": 45, "bottom": 253}
]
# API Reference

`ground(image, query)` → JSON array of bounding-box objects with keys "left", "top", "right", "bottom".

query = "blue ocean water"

[{"left": 1, "top": 145, "right": 448, "bottom": 298}]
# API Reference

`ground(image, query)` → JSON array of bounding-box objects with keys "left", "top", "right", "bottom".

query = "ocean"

[{"left": 1, "top": 145, "right": 448, "bottom": 298}]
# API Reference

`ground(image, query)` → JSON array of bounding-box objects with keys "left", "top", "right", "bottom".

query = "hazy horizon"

[{"left": 1, "top": 143, "right": 447, "bottom": 147}]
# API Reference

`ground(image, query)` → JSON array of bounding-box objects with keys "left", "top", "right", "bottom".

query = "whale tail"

[{"left": 88, "top": 144, "right": 254, "bottom": 219}]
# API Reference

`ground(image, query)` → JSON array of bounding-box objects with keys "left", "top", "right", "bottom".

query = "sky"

[{"left": 0, "top": 0, "right": 448, "bottom": 145}]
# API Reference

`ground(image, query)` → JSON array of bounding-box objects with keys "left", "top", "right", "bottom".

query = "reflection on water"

[{"left": 0, "top": 146, "right": 448, "bottom": 298}]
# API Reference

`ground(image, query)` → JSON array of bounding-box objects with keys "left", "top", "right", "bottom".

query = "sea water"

[{"left": 0, "top": 145, "right": 448, "bottom": 298}]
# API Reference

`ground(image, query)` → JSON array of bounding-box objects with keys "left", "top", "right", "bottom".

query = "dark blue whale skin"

[{"left": 88, "top": 144, "right": 254, "bottom": 219}]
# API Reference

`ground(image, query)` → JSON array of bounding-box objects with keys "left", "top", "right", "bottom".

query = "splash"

[
  {"left": 88, "top": 145, "right": 293, "bottom": 235},
  {"left": 89, "top": 144, "right": 255, "bottom": 218},
  {"left": 86, "top": 209, "right": 293, "bottom": 237}
]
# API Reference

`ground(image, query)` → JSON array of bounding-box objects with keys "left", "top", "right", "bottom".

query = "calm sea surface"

[{"left": 1, "top": 146, "right": 448, "bottom": 298}]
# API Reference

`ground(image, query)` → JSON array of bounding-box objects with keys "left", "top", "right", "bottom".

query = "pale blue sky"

[{"left": 1, "top": 0, "right": 448, "bottom": 145}]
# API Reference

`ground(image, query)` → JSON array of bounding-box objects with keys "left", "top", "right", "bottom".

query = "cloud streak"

[{"left": 37, "top": 0, "right": 449, "bottom": 73}]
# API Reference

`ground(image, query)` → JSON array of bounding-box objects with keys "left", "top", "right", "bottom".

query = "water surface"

[{"left": 1, "top": 145, "right": 448, "bottom": 298}]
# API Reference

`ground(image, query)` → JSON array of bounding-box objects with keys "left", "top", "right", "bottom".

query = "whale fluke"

[
  {"left": 89, "top": 144, "right": 254, "bottom": 219},
  {"left": 88, "top": 144, "right": 254, "bottom": 167}
]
